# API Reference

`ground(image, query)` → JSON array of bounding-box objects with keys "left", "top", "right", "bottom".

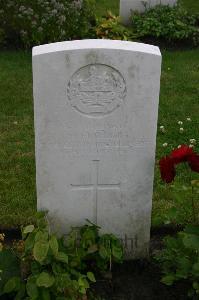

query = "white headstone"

[
  {"left": 33, "top": 40, "right": 161, "bottom": 259},
  {"left": 120, "top": 0, "right": 177, "bottom": 24}
]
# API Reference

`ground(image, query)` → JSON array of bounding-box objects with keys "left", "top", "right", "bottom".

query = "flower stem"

[{"left": 191, "top": 185, "right": 196, "bottom": 223}]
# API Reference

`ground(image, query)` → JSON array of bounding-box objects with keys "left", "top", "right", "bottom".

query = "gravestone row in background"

[
  {"left": 120, "top": 0, "right": 177, "bottom": 24},
  {"left": 33, "top": 39, "right": 161, "bottom": 259}
]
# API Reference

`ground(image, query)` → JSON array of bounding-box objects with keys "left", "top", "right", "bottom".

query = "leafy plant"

[
  {"left": 156, "top": 146, "right": 199, "bottom": 298},
  {"left": 0, "top": 0, "right": 95, "bottom": 48},
  {"left": 0, "top": 213, "right": 123, "bottom": 299},
  {"left": 94, "top": 11, "right": 134, "bottom": 40},
  {"left": 131, "top": 5, "right": 199, "bottom": 46},
  {"left": 156, "top": 225, "right": 199, "bottom": 298}
]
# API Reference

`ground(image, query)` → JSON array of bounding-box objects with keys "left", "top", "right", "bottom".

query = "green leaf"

[
  {"left": 49, "top": 235, "right": 59, "bottom": 256},
  {"left": 15, "top": 282, "right": 26, "bottom": 300},
  {"left": 0, "top": 249, "right": 20, "bottom": 296},
  {"left": 35, "top": 231, "right": 48, "bottom": 242},
  {"left": 184, "top": 225, "right": 199, "bottom": 235},
  {"left": 78, "top": 277, "right": 85, "bottom": 287},
  {"left": 192, "top": 262, "right": 199, "bottom": 276},
  {"left": 112, "top": 245, "right": 123, "bottom": 260},
  {"left": 55, "top": 252, "right": 68, "bottom": 264},
  {"left": 23, "top": 225, "right": 35, "bottom": 235},
  {"left": 41, "top": 287, "right": 51, "bottom": 300},
  {"left": 87, "top": 244, "right": 98, "bottom": 254},
  {"left": 99, "top": 245, "right": 109, "bottom": 259},
  {"left": 36, "top": 272, "right": 55, "bottom": 288},
  {"left": 26, "top": 277, "right": 39, "bottom": 299},
  {"left": 79, "top": 287, "right": 86, "bottom": 294},
  {"left": 183, "top": 234, "right": 199, "bottom": 250},
  {"left": 87, "top": 272, "right": 96, "bottom": 282},
  {"left": 161, "top": 274, "right": 175, "bottom": 286},
  {"left": 3, "top": 277, "right": 20, "bottom": 293},
  {"left": 25, "top": 233, "right": 36, "bottom": 252},
  {"left": 33, "top": 241, "right": 49, "bottom": 263},
  {"left": 193, "top": 281, "right": 199, "bottom": 290}
]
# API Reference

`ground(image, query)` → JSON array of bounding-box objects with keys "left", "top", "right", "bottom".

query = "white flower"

[
  {"left": 160, "top": 125, "right": 166, "bottom": 133},
  {"left": 19, "top": 5, "right": 25, "bottom": 12},
  {"left": 186, "top": 117, "right": 191, "bottom": 121},
  {"left": 162, "top": 143, "right": 168, "bottom": 147},
  {"left": 32, "top": 20, "right": 37, "bottom": 27},
  {"left": 51, "top": 9, "right": 57, "bottom": 15},
  {"left": 179, "top": 127, "right": 184, "bottom": 133},
  {"left": 178, "top": 121, "right": 183, "bottom": 125},
  {"left": 60, "top": 15, "right": 66, "bottom": 23},
  {"left": 13, "top": 121, "right": 18, "bottom": 125},
  {"left": 20, "top": 30, "right": 27, "bottom": 36},
  {"left": 189, "top": 145, "right": 194, "bottom": 148},
  {"left": 178, "top": 145, "right": 181, "bottom": 149},
  {"left": 190, "top": 139, "right": 196, "bottom": 145}
]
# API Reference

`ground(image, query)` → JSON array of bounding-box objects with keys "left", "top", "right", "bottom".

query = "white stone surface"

[
  {"left": 120, "top": 0, "right": 177, "bottom": 24},
  {"left": 33, "top": 39, "right": 161, "bottom": 258}
]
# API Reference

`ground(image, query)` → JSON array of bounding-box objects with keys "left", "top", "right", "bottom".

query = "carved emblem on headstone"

[{"left": 67, "top": 64, "right": 126, "bottom": 116}]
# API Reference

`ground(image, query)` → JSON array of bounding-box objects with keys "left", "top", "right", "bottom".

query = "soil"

[
  {"left": 1, "top": 226, "right": 190, "bottom": 300},
  {"left": 92, "top": 260, "right": 189, "bottom": 300},
  {"left": 92, "top": 227, "right": 189, "bottom": 300}
]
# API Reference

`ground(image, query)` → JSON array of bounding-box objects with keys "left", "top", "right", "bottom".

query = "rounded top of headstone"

[{"left": 32, "top": 40, "right": 161, "bottom": 57}]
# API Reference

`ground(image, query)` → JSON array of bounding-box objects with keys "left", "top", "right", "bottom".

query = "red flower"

[
  {"left": 188, "top": 154, "right": 199, "bottom": 173},
  {"left": 171, "top": 145, "right": 194, "bottom": 164},
  {"left": 159, "top": 156, "right": 176, "bottom": 183}
]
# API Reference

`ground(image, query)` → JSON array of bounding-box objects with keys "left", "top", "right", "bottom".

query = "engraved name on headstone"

[{"left": 33, "top": 40, "right": 161, "bottom": 258}]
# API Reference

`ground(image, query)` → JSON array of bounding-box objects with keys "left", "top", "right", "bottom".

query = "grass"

[
  {"left": 95, "top": 0, "right": 119, "bottom": 17},
  {"left": 179, "top": 0, "right": 199, "bottom": 14},
  {"left": 0, "top": 0, "right": 198, "bottom": 228},
  {"left": 153, "top": 49, "right": 199, "bottom": 226},
  {"left": 0, "top": 52, "right": 36, "bottom": 228}
]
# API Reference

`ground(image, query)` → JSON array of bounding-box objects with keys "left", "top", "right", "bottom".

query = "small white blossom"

[
  {"left": 32, "top": 20, "right": 37, "bottom": 27},
  {"left": 190, "top": 139, "right": 196, "bottom": 145},
  {"left": 178, "top": 121, "right": 183, "bottom": 125},
  {"left": 162, "top": 143, "right": 168, "bottom": 147},
  {"left": 189, "top": 144, "right": 194, "bottom": 148},
  {"left": 13, "top": 121, "right": 18, "bottom": 125},
  {"left": 19, "top": 5, "right": 25, "bottom": 12},
  {"left": 59, "top": 15, "right": 66, "bottom": 23},
  {"left": 186, "top": 117, "right": 191, "bottom": 121},
  {"left": 51, "top": 9, "right": 57, "bottom": 15},
  {"left": 178, "top": 145, "right": 181, "bottom": 149},
  {"left": 160, "top": 125, "right": 166, "bottom": 133},
  {"left": 20, "top": 30, "right": 27, "bottom": 36},
  {"left": 179, "top": 127, "right": 184, "bottom": 133}
]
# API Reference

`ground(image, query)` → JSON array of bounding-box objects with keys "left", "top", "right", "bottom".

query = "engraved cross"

[{"left": 71, "top": 160, "right": 121, "bottom": 223}]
